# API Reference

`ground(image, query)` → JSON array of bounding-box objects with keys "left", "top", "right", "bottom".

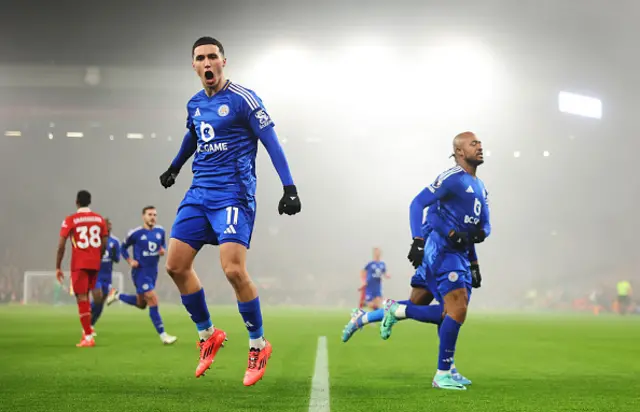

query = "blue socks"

[
  {"left": 181, "top": 288, "right": 213, "bottom": 332},
  {"left": 119, "top": 293, "right": 137, "bottom": 306},
  {"left": 238, "top": 297, "right": 264, "bottom": 339},
  {"left": 90, "top": 301, "right": 104, "bottom": 326},
  {"left": 405, "top": 303, "right": 443, "bottom": 325},
  {"left": 357, "top": 308, "right": 383, "bottom": 327},
  {"left": 148, "top": 305, "right": 165, "bottom": 335},
  {"left": 438, "top": 315, "right": 462, "bottom": 371}
]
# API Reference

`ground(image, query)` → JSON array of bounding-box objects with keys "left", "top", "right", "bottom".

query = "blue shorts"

[
  {"left": 425, "top": 235, "right": 472, "bottom": 300},
  {"left": 411, "top": 258, "right": 441, "bottom": 302},
  {"left": 132, "top": 269, "right": 158, "bottom": 294},
  {"left": 365, "top": 289, "right": 382, "bottom": 302},
  {"left": 171, "top": 188, "right": 256, "bottom": 251},
  {"left": 94, "top": 277, "right": 111, "bottom": 296}
]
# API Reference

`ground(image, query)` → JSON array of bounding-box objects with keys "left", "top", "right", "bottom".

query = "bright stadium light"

[
  {"left": 4, "top": 130, "right": 21, "bottom": 137},
  {"left": 513, "top": 151, "right": 521, "bottom": 158},
  {"left": 543, "top": 150, "right": 550, "bottom": 157},
  {"left": 126, "top": 133, "right": 144, "bottom": 139},
  {"left": 417, "top": 39, "right": 496, "bottom": 112},
  {"left": 558, "top": 91, "right": 602, "bottom": 119},
  {"left": 48, "top": 133, "right": 53, "bottom": 140},
  {"left": 66, "top": 132, "right": 83, "bottom": 138}
]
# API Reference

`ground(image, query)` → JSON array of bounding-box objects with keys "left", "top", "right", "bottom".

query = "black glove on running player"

[
  {"left": 448, "top": 230, "right": 470, "bottom": 248},
  {"left": 159, "top": 166, "right": 179, "bottom": 189},
  {"left": 407, "top": 237, "right": 425, "bottom": 269},
  {"left": 471, "top": 263, "right": 482, "bottom": 288},
  {"left": 278, "top": 185, "right": 301, "bottom": 215}
]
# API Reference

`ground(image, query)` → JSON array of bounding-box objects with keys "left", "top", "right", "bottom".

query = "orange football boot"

[
  {"left": 195, "top": 329, "right": 228, "bottom": 377},
  {"left": 243, "top": 339, "right": 272, "bottom": 386},
  {"left": 76, "top": 335, "right": 95, "bottom": 347}
]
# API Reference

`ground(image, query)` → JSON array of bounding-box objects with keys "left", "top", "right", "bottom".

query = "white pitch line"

[{"left": 309, "top": 336, "right": 330, "bottom": 412}]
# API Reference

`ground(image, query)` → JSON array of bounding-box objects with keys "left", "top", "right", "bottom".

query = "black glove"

[
  {"left": 278, "top": 185, "right": 301, "bottom": 215},
  {"left": 159, "top": 166, "right": 179, "bottom": 189},
  {"left": 407, "top": 238, "right": 425, "bottom": 268},
  {"left": 449, "top": 231, "right": 470, "bottom": 248},
  {"left": 470, "top": 263, "right": 482, "bottom": 288},
  {"left": 471, "top": 230, "right": 486, "bottom": 244}
]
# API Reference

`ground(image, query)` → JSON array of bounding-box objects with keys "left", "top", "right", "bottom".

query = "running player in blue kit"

[
  {"left": 107, "top": 207, "right": 177, "bottom": 345},
  {"left": 158, "top": 37, "right": 301, "bottom": 386},
  {"left": 384, "top": 131, "right": 491, "bottom": 390},
  {"left": 359, "top": 248, "right": 390, "bottom": 310}
]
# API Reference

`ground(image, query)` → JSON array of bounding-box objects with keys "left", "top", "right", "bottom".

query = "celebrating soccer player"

[
  {"left": 90, "top": 218, "right": 120, "bottom": 333},
  {"left": 158, "top": 37, "right": 301, "bottom": 386},
  {"left": 56, "top": 190, "right": 108, "bottom": 347},
  {"left": 107, "top": 207, "right": 177, "bottom": 345},
  {"left": 383, "top": 132, "right": 491, "bottom": 390}
]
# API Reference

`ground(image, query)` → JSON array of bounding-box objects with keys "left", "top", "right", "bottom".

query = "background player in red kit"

[{"left": 56, "top": 190, "right": 108, "bottom": 347}]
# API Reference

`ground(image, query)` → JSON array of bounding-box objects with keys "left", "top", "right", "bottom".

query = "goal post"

[{"left": 23, "top": 271, "right": 125, "bottom": 305}]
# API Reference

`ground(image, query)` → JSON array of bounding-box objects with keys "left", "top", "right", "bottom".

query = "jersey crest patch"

[{"left": 217, "top": 104, "right": 229, "bottom": 117}]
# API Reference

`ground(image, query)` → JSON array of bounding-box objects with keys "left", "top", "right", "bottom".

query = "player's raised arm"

[{"left": 160, "top": 124, "right": 198, "bottom": 189}]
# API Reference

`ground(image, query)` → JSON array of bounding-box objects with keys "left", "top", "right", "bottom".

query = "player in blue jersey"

[
  {"left": 107, "top": 206, "right": 177, "bottom": 345},
  {"left": 342, "top": 209, "right": 482, "bottom": 343},
  {"left": 158, "top": 37, "right": 301, "bottom": 386},
  {"left": 90, "top": 218, "right": 120, "bottom": 333},
  {"left": 358, "top": 248, "right": 390, "bottom": 310},
  {"left": 382, "top": 131, "right": 490, "bottom": 390},
  {"left": 341, "top": 211, "right": 480, "bottom": 385}
]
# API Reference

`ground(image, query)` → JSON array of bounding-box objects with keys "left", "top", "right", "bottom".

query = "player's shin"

[
  {"left": 77, "top": 297, "right": 93, "bottom": 337},
  {"left": 357, "top": 308, "right": 383, "bottom": 327},
  {"left": 404, "top": 303, "right": 444, "bottom": 325},
  {"left": 118, "top": 293, "right": 138, "bottom": 306},
  {"left": 90, "top": 301, "right": 104, "bottom": 326},
  {"left": 148, "top": 305, "right": 165, "bottom": 335},
  {"left": 181, "top": 288, "right": 214, "bottom": 340},
  {"left": 437, "top": 315, "right": 462, "bottom": 372},
  {"left": 238, "top": 297, "right": 265, "bottom": 349}
]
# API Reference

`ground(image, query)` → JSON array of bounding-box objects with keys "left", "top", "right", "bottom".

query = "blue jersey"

[
  {"left": 121, "top": 226, "right": 166, "bottom": 273},
  {"left": 364, "top": 261, "right": 387, "bottom": 291},
  {"left": 185, "top": 80, "right": 275, "bottom": 208},
  {"left": 411, "top": 165, "right": 491, "bottom": 241},
  {"left": 99, "top": 235, "right": 121, "bottom": 276}
]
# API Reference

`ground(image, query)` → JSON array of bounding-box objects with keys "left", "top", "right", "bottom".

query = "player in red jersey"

[{"left": 56, "top": 190, "right": 108, "bottom": 347}]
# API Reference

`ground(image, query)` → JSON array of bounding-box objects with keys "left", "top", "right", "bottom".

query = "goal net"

[{"left": 23, "top": 271, "right": 125, "bottom": 305}]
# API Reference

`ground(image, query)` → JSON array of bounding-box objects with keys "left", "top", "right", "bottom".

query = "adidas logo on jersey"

[
  {"left": 466, "top": 186, "right": 474, "bottom": 193},
  {"left": 194, "top": 108, "right": 201, "bottom": 117},
  {"left": 141, "top": 235, "right": 147, "bottom": 240},
  {"left": 223, "top": 225, "right": 237, "bottom": 234}
]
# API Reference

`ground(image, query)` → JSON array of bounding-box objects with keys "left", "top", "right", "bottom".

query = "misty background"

[{"left": 0, "top": 0, "right": 637, "bottom": 309}]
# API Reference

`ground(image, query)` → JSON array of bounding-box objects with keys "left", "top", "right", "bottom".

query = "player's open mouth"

[{"left": 204, "top": 71, "right": 214, "bottom": 83}]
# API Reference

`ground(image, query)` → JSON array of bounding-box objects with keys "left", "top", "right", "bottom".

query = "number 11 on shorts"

[{"left": 226, "top": 207, "right": 239, "bottom": 225}]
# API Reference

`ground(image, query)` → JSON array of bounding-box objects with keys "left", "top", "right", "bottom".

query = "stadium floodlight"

[
  {"left": 513, "top": 151, "right": 521, "bottom": 158},
  {"left": 48, "top": 133, "right": 53, "bottom": 140},
  {"left": 4, "top": 130, "right": 21, "bottom": 137},
  {"left": 543, "top": 150, "right": 550, "bottom": 157},
  {"left": 66, "top": 132, "right": 83, "bottom": 138},
  {"left": 126, "top": 133, "right": 144, "bottom": 139},
  {"left": 558, "top": 91, "right": 602, "bottom": 119}
]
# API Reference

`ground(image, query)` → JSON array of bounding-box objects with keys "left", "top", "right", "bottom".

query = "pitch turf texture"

[{"left": 1, "top": 306, "right": 639, "bottom": 412}]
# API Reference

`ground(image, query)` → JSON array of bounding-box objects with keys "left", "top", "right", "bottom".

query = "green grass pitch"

[{"left": 1, "top": 305, "right": 639, "bottom": 411}]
